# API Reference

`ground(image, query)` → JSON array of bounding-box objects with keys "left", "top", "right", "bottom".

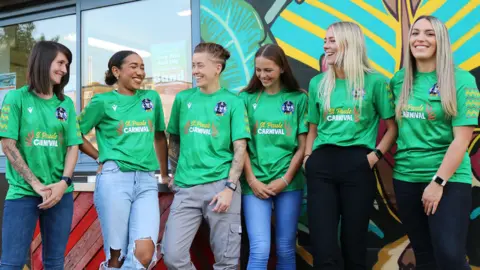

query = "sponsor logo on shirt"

[
  {"left": 25, "top": 131, "right": 63, "bottom": 147},
  {"left": 255, "top": 121, "right": 292, "bottom": 136},
  {"left": 214, "top": 101, "right": 227, "bottom": 116},
  {"left": 429, "top": 83, "right": 440, "bottom": 97},
  {"left": 117, "top": 120, "right": 152, "bottom": 135},
  {"left": 352, "top": 88, "right": 366, "bottom": 100},
  {"left": 56, "top": 107, "right": 67, "bottom": 121},
  {"left": 142, "top": 98, "right": 154, "bottom": 112},
  {"left": 281, "top": 101, "right": 294, "bottom": 114},
  {"left": 184, "top": 120, "right": 218, "bottom": 137}
]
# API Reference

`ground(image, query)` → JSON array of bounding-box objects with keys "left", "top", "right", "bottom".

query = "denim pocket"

[
  {"left": 101, "top": 161, "right": 120, "bottom": 174},
  {"left": 225, "top": 223, "right": 241, "bottom": 258}
]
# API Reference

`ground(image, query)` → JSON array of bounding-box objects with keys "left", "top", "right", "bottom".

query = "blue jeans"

[
  {"left": 242, "top": 190, "right": 303, "bottom": 270},
  {"left": 95, "top": 161, "right": 160, "bottom": 270},
  {"left": 0, "top": 193, "right": 73, "bottom": 270}
]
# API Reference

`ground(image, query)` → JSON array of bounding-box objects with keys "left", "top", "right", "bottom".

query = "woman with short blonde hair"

[
  {"left": 391, "top": 15, "right": 479, "bottom": 269},
  {"left": 304, "top": 21, "right": 397, "bottom": 269}
]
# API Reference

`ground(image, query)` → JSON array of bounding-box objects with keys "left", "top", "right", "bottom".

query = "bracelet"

[{"left": 281, "top": 176, "right": 289, "bottom": 186}]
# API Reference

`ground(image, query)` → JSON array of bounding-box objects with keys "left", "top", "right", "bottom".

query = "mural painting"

[{"left": 200, "top": 0, "right": 480, "bottom": 269}]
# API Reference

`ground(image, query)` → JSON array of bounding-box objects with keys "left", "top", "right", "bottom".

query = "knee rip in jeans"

[
  {"left": 100, "top": 247, "right": 125, "bottom": 269},
  {"left": 134, "top": 237, "right": 158, "bottom": 270}
]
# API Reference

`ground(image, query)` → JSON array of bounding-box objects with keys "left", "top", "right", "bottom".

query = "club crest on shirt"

[
  {"left": 142, "top": 98, "right": 153, "bottom": 112},
  {"left": 429, "top": 83, "right": 440, "bottom": 97},
  {"left": 55, "top": 107, "right": 67, "bottom": 121},
  {"left": 352, "top": 88, "right": 366, "bottom": 100},
  {"left": 214, "top": 101, "right": 227, "bottom": 116},
  {"left": 282, "top": 101, "right": 294, "bottom": 114}
]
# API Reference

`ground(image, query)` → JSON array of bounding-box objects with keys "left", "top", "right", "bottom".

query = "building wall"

[{"left": 199, "top": 0, "right": 480, "bottom": 268}]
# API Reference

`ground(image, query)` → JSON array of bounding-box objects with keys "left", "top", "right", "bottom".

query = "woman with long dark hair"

[
  {"left": 0, "top": 41, "right": 82, "bottom": 269},
  {"left": 78, "top": 50, "right": 169, "bottom": 269},
  {"left": 240, "top": 44, "right": 307, "bottom": 269},
  {"left": 392, "top": 16, "right": 479, "bottom": 269}
]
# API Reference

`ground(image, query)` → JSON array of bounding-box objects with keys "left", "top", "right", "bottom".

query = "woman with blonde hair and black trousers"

[{"left": 304, "top": 21, "right": 397, "bottom": 269}]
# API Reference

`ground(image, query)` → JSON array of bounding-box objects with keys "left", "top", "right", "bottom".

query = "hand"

[
  {"left": 162, "top": 174, "right": 173, "bottom": 188},
  {"left": 210, "top": 188, "right": 234, "bottom": 213},
  {"left": 303, "top": 155, "right": 310, "bottom": 169},
  {"left": 96, "top": 163, "right": 103, "bottom": 174},
  {"left": 267, "top": 179, "right": 287, "bottom": 195},
  {"left": 249, "top": 179, "right": 276, "bottom": 199},
  {"left": 39, "top": 181, "right": 68, "bottom": 210},
  {"left": 366, "top": 152, "right": 379, "bottom": 169},
  {"left": 31, "top": 182, "right": 51, "bottom": 202},
  {"left": 422, "top": 181, "right": 444, "bottom": 215}
]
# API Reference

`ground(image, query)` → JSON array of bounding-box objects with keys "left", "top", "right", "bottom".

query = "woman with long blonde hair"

[
  {"left": 391, "top": 15, "right": 479, "bottom": 269},
  {"left": 304, "top": 22, "right": 397, "bottom": 269}
]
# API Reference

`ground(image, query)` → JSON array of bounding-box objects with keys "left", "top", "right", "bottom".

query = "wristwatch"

[
  {"left": 373, "top": 148, "right": 383, "bottom": 159},
  {"left": 225, "top": 181, "right": 237, "bottom": 191},
  {"left": 432, "top": 174, "right": 447, "bottom": 187},
  {"left": 61, "top": 176, "right": 72, "bottom": 187}
]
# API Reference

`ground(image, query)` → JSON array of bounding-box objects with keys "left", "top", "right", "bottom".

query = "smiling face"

[
  {"left": 49, "top": 52, "right": 69, "bottom": 85},
  {"left": 410, "top": 18, "right": 437, "bottom": 62},
  {"left": 192, "top": 52, "right": 222, "bottom": 88},
  {"left": 255, "top": 56, "right": 282, "bottom": 88},
  {"left": 323, "top": 27, "right": 338, "bottom": 66},
  {"left": 113, "top": 53, "right": 145, "bottom": 90}
]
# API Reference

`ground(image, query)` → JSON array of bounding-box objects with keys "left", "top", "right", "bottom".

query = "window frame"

[{"left": 0, "top": 0, "right": 200, "bottom": 173}]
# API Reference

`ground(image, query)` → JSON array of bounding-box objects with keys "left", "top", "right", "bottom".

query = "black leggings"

[{"left": 306, "top": 145, "right": 376, "bottom": 270}]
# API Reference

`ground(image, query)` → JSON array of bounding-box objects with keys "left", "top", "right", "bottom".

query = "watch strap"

[
  {"left": 225, "top": 181, "right": 237, "bottom": 191},
  {"left": 61, "top": 176, "right": 72, "bottom": 186},
  {"left": 373, "top": 148, "right": 383, "bottom": 159},
  {"left": 432, "top": 174, "right": 447, "bottom": 187}
]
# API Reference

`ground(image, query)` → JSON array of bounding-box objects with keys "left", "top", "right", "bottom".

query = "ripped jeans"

[{"left": 95, "top": 161, "right": 160, "bottom": 270}]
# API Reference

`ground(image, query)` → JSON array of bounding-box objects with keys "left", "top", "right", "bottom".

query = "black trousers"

[
  {"left": 394, "top": 180, "right": 471, "bottom": 270},
  {"left": 306, "top": 145, "right": 376, "bottom": 270}
]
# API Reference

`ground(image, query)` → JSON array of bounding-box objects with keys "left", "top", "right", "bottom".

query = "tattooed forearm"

[
  {"left": 1, "top": 138, "right": 40, "bottom": 186},
  {"left": 168, "top": 134, "right": 180, "bottom": 174},
  {"left": 228, "top": 139, "right": 247, "bottom": 185}
]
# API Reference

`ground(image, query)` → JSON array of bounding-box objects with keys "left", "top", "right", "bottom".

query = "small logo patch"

[
  {"left": 56, "top": 107, "right": 67, "bottom": 121},
  {"left": 112, "top": 105, "right": 117, "bottom": 111},
  {"left": 187, "top": 102, "right": 192, "bottom": 109},
  {"left": 282, "top": 101, "right": 294, "bottom": 114},
  {"left": 27, "top": 107, "right": 33, "bottom": 113},
  {"left": 352, "top": 89, "right": 366, "bottom": 100},
  {"left": 214, "top": 101, "right": 227, "bottom": 116},
  {"left": 252, "top": 103, "right": 257, "bottom": 110},
  {"left": 429, "top": 83, "right": 440, "bottom": 97},
  {"left": 142, "top": 98, "right": 153, "bottom": 111}
]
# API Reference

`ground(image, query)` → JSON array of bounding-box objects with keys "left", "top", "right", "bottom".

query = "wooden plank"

[
  {"left": 65, "top": 206, "right": 98, "bottom": 255},
  {"left": 64, "top": 219, "right": 102, "bottom": 270},
  {"left": 72, "top": 234, "right": 103, "bottom": 270},
  {"left": 158, "top": 193, "right": 173, "bottom": 215},
  {"left": 86, "top": 249, "right": 105, "bottom": 270},
  {"left": 31, "top": 245, "right": 43, "bottom": 270},
  {"left": 71, "top": 192, "right": 94, "bottom": 231}
]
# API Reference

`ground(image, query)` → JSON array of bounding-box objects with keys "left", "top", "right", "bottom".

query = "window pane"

[
  {"left": 81, "top": 0, "right": 193, "bottom": 149},
  {"left": 0, "top": 15, "right": 76, "bottom": 155}
]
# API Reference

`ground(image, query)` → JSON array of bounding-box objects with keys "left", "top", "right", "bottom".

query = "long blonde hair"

[
  {"left": 396, "top": 16, "right": 456, "bottom": 120},
  {"left": 318, "top": 21, "right": 372, "bottom": 113}
]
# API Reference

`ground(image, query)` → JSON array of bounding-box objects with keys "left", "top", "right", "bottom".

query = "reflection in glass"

[
  {"left": 0, "top": 15, "right": 76, "bottom": 155},
  {"left": 81, "top": 0, "right": 193, "bottom": 148}
]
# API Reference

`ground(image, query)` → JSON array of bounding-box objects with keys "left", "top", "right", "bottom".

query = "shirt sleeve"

[
  {"left": 153, "top": 92, "right": 166, "bottom": 132},
  {"left": 0, "top": 91, "right": 22, "bottom": 140},
  {"left": 374, "top": 77, "right": 395, "bottom": 119},
  {"left": 66, "top": 99, "right": 83, "bottom": 146},
  {"left": 231, "top": 97, "right": 251, "bottom": 142},
  {"left": 77, "top": 95, "right": 105, "bottom": 135},
  {"left": 307, "top": 77, "right": 320, "bottom": 125},
  {"left": 167, "top": 94, "right": 181, "bottom": 135},
  {"left": 297, "top": 93, "right": 309, "bottom": 134},
  {"left": 452, "top": 73, "right": 479, "bottom": 127}
]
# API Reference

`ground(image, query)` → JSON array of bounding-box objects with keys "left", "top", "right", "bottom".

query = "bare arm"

[
  {"left": 303, "top": 124, "right": 318, "bottom": 165},
  {"left": 79, "top": 136, "right": 99, "bottom": 160},
  {"left": 62, "top": 145, "right": 79, "bottom": 178},
  {"left": 374, "top": 119, "right": 397, "bottom": 156},
  {"left": 283, "top": 134, "right": 307, "bottom": 183},
  {"left": 243, "top": 152, "right": 256, "bottom": 185},
  {"left": 436, "top": 126, "right": 474, "bottom": 181},
  {"left": 168, "top": 133, "right": 180, "bottom": 175},
  {"left": 154, "top": 131, "right": 169, "bottom": 178},
  {"left": 228, "top": 139, "right": 247, "bottom": 185},
  {"left": 2, "top": 138, "right": 41, "bottom": 186}
]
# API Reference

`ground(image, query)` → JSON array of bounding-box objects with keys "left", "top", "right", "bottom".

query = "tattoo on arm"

[
  {"left": 168, "top": 134, "right": 180, "bottom": 174},
  {"left": 228, "top": 139, "right": 247, "bottom": 184},
  {"left": 2, "top": 139, "right": 40, "bottom": 186}
]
